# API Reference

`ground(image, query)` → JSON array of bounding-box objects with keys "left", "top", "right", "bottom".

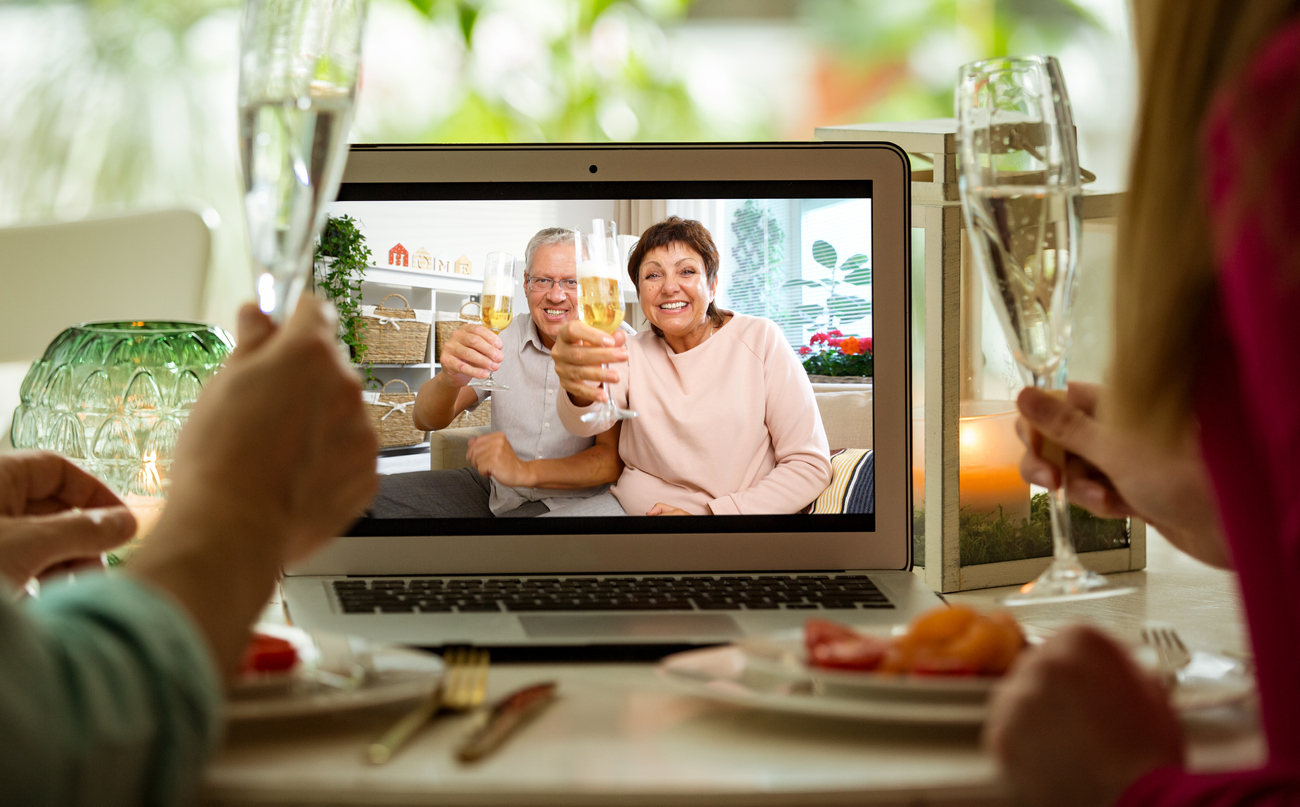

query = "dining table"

[{"left": 200, "top": 532, "right": 1263, "bottom": 807}]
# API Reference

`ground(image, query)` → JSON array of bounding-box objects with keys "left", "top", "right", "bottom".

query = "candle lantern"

[
  {"left": 821, "top": 119, "right": 1145, "bottom": 592},
  {"left": 11, "top": 321, "right": 234, "bottom": 563}
]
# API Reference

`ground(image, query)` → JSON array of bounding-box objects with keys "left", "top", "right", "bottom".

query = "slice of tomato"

[
  {"left": 241, "top": 633, "right": 299, "bottom": 675},
  {"left": 804, "top": 618, "right": 862, "bottom": 649},
  {"left": 805, "top": 619, "right": 890, "bottom": 671}
]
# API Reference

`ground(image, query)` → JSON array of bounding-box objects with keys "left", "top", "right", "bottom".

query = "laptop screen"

[{"left": 331, "top": 177, "right": 876, "bottom": 538}]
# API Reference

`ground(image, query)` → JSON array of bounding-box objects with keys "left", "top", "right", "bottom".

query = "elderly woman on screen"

[{"left": 552, "top": 216, "right": 831, "bottom": 516}]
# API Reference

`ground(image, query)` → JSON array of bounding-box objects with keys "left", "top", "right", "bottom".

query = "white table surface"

[{"left": 200, "top": 535, "right": 1263, "bottom": 807}]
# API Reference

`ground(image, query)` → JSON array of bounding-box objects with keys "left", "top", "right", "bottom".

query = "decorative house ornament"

[
  {"left": 454, "top": 255, "right": 472, "bottom": 275},
  {"left": 388, "top": 243, "right": 409, "bottom": 267},
  {"left": 816, "top": 118, "right": 1143, "bottom": 593},
  {"left": 435, "top": 255, "right": 452, "bottom": 274},
  {"left": 413, "top": 247, "right": 433, "bottom": 271}
]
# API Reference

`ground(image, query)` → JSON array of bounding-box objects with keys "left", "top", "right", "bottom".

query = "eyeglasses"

[{"left": 524, "top": 277, "right": 580, "bottom": 293}]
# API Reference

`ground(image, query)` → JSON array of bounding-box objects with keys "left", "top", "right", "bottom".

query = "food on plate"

[
  {"left": 805, "top": 605, "right": 1025, "bottom": 676},
  {"left": 240, "top": 632, "right": 299, "bottom": 675}
]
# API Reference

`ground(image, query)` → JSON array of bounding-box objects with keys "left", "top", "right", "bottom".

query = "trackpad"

[{"left": 519, "top": 614, "right": 742, "bottom": 640}]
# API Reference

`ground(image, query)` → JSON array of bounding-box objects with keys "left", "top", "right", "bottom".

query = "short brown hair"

[{"left": 627, "top": 216, "right": 724, "bottom": 338}]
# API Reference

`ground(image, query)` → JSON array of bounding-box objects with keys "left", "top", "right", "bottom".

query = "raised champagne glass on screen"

[
  {"left": 238, "top": 0, "right": 366, "bottom": 321},
  {"left": 956, "top": 55, "right": 1134, "bottom": 605},
  {"left": 459, "top": 251, "right": 516, "bottom": 391},
  {"left": 577, "top": 220, "right": 637, "bottom": 427}
]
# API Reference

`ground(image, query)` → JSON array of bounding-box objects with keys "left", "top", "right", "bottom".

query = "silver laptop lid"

[{"left": 290, "top": 142, "right": 911, "bottom": 577}]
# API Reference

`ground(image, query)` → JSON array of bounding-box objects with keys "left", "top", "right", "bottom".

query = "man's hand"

[
  {"left": 552, "top": 320, "right": 628, "bottom": 405},
  {"left": 0, "top": 452, "right": 137, "bottom": 588},
  {"left": 466, "top": 432, "right": 535, "bottom": 488},
  {"left": 1016, "top": 383, "right": 1230, "bottom": 568},
  {"left": 647, "top": 503, "right": 690, "bottom": 516},
  {"left": 984, "top": 625, "right": 1185, "bottom": 807},
  {"left": 439, "top": 323, "right": 504, "bottom": 387}
]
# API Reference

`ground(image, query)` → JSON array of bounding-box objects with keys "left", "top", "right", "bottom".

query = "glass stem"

[
  {"left": 601, "top": 370, "right": 615, "bottom": 416},
  {"left": 1048, "top": 482, "right": 1080, "bottom": 571}
]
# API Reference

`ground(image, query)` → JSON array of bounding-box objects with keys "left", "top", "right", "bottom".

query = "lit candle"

[{"left": 912, "top": 401, "right": 1031, "bottom": 524}]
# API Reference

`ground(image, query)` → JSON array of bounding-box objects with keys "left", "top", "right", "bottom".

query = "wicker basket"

[
  {"left": 434, "top": 319, "right": 467, "bottom": 362},
  {"left": 447, "top": 397, "right": 492, "bottom": 429},
  {"left": 361, "top": 294, "right": 430, "bottom": 364},
  {"left": 366, "top": 379, "right": 426, "bottom": 448}
]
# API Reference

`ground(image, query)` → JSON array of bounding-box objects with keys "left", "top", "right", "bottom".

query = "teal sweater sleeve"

[{"left": 0, "top": 573, "right": 222, "bottom": 806}]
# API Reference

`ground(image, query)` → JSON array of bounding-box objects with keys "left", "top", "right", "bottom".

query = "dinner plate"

[
  {"left": 659, "top": 641, "right": 1255, "bottom": 726},
  {"left": 657, "top": 645, "right": 990, "bottom": 725},
  {"left": 225, "top": 625, "right": 442, "bottom": 721}
]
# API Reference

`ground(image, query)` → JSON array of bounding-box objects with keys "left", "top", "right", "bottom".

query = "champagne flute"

[
  {"left": 238, "top": 0, "right": 366, "bottom": 321},
  {"left": 577, "top": 220, "right": 637, "bottom": 428},
  {"left": 459, "top": 251, "right": 517, "bottom": 391},
  {"left": 956, "top": 55, "right": 1134, "bottom": 605}
]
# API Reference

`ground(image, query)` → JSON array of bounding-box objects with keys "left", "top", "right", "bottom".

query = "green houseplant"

[{"left": 314, "top": 215, "right": 373, "bottom": 384}]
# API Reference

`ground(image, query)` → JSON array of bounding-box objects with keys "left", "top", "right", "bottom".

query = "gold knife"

[{"left": 455, "top": 681, "right": 558, "bottom": 763}]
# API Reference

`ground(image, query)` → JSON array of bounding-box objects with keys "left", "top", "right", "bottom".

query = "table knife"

[{"left": 456, "top": 681, "right": 557, "bottom": 762}]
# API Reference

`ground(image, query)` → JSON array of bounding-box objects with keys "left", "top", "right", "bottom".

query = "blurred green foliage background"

[{"left": 0, "top": 0, "right": 1131, "bottom": 324}]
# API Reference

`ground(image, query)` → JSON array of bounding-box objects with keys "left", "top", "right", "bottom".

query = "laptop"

[{"left": 282, "top": 142, "right": 941, "bottom": 649}]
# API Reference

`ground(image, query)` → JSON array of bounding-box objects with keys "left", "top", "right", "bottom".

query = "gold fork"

[{"left": 366, "top": 647, "right": 489, "bottom": 765}]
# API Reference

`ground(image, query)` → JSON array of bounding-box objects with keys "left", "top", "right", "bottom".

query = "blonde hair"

[{"left": 1110, "top": 0, "right": 1298, "bottom": 444}]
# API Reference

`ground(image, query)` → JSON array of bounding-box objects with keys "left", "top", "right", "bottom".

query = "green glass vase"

[{"left": 11, "top": 321, "right": 234, "bottom": 503}]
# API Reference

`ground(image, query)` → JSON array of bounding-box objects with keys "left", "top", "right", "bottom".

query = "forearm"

[
  {"left": 126, "top": 498, "right": 282, "bottom": 681},
  {"left": 521, "top": 444, "right": 622, "bottom": 489},
  {"left": 414, "top": 374, "right": 464, "bottom": 431},
  {"left": 708, "top": 455, "right": 833, "bottom": 515},
  {"left": 0, "top": 575, "right": 221, "bottom": 806}
]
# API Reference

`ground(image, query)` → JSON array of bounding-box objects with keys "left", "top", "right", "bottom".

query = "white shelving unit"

[{"left": 358, "top": 264, "right": 483, "bottom": 464}]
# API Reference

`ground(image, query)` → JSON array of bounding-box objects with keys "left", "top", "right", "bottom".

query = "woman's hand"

[
  {"left": 467, "top": 432, "right": 534, "bottom": 488},
  {"left": 128, "top": 296, "right": 379, "bottom": 679},
  {"left": 0, "top": 452, "right": 137, "bottom": 588},
  {"left": 552, "top": 320, "right": 627, "bottom": 405},
  {"left": 647, "top": 503, "right": 690, "bottom": 516},
  {"left": 1016, "top": 383, "right": 1230, "bottom": 568},
  {"left": 984, "top": 625, "right": 1185, "bottom": 807}
]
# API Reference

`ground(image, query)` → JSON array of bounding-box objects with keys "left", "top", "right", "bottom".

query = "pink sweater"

[
  {"left": 557, "top": 314, "right": 832, "bottom": 516},
  {"left": 1117, "top": 15, "right": 1300, "bottom": 806}
]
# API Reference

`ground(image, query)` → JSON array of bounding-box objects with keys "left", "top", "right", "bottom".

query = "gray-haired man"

[{"left": 371, "top": 228, "right": 627, "bottom": 518}]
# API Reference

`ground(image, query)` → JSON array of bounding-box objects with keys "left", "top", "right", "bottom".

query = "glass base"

[
  {"left": 468, "top": 377, "right": 508, "bottom": 391},
  {"left": 1003, "top": 563, "right": 1137, "bottom": 606},
  {"left": 580, "top": 407, "right": 637, "bottom": 432},
  {"left": 580, "top": 407, "right": 637, "bottom": 423}
]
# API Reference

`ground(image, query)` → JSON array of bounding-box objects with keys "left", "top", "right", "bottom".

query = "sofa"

[{"left": 429, "top": 384, "right": 874, "bottom": 471}]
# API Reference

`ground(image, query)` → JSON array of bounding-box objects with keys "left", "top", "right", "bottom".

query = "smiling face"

[
  {"left": 525, "top": 241, "right": 579, "bottom": 349},
  {"left": 638, "top": 242, "right": 718, "bottom": 352}
]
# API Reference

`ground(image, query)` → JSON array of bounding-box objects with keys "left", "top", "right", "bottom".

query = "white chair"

[{"left": 0, "top": 207, "right": 212, "bottom": 449}]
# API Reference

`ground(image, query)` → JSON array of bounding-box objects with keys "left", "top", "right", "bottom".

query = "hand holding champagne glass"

[
  {"left": 238, "top": 0, "right": 366, "bottom": 321},
  {"left": 577, "top": 220, "right": 637, "bottom": 427},
  {"left": 458, "top": 251, "right": 517, "bottom": 391},
  {"left": 956, "top": 55, "right": 1134, "bottom": 604}
]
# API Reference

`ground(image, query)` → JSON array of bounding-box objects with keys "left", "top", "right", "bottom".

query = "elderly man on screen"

[{"left": 371, "top": 228, "right": 628, "bottom": 518}]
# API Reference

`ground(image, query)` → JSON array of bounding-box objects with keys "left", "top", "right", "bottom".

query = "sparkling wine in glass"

[
  {"left": 956, "top": 55, "right": 1135, "bottom": 605},
  {"left": 238, "top": 0, "right": 366, "bottom": 321},
  {"left": 459, "top": 251, "right": 517, "bottom": 391},
  {"left": 577, "top": 220, "right": 637, "bottom": 429}
]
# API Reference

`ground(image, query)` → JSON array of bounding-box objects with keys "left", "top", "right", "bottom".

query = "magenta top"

[{"left": 1117, "top": 15, "right": 1300, "bottom": 805}]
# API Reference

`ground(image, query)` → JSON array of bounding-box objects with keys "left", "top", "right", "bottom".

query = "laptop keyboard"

[{"left": 332, "top": 574, "right": 893, "bottom": 615}]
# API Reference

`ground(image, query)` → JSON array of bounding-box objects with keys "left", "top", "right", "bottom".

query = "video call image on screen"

[{"left": 328, "top": 195, "right": 874, "bottom": 531}]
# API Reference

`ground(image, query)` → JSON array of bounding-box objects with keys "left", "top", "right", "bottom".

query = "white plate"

[
  {"left": 657, "top": 645, "right": 990, "bottom": 725},
  {"left": 660, "top": 643, "right": 1255, "bottom": 726},
  {"left": 738, "top": 631, "right": 997, "bottom": 700},
  {"left": 225, "top": 625, "right": 442, "bottom": 721}
]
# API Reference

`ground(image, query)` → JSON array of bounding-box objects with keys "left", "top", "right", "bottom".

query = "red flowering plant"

[{"left": 800, "top": 331, "right": 873, "bottom": 378}]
